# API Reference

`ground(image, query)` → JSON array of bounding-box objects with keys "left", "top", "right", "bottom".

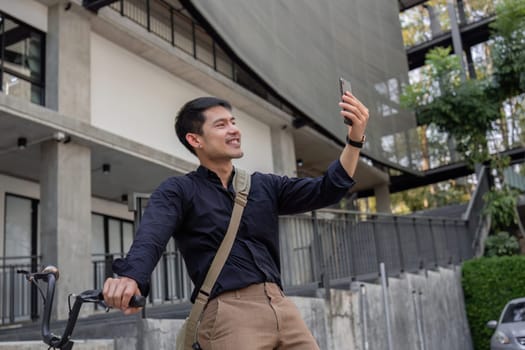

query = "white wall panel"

[{"left": 91, "top": 33, "right": 273, "bottom": 173}]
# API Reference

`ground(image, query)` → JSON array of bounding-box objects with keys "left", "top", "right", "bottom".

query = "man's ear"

[{"left": 186, "top": 133, "right": 202, "bottom": 150}]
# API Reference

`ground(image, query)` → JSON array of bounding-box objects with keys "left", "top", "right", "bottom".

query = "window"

[
  {"left": 3, "top": 194, "right": 39, "bottom": 266},
  {"left": 503, "top": 302, "right": 525, "bottom": 323},
  {"left": 91, "top": 213, "right": 134, "bottom": 287},
  {"left": 2, "top": 194, "right": 40, "bottom": 323},
  {"left": 0, "top": 12, "right": 45, "bottom": 105}
]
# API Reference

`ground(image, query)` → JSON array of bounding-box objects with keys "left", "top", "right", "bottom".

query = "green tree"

[
  {"left": 489, "top": 0, "right": 525, "bottom": 151},
  {"left": 393, "top": 0, "right": 525, "bottom": 216},
  {"left": 401, "top": 46, "right": 500, "bottom": 166},
  {"left": 490, "top": 0, "right": 525, "bottom": 100}
]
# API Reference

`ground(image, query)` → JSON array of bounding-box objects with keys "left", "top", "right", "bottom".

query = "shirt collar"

[{"left": 196, "top": 165, "right": 236, "bottom": 187}]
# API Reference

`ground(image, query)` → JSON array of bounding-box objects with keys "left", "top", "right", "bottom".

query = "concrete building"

[{"left": 0, "top": 0, "right": 421, "bottom": 325}]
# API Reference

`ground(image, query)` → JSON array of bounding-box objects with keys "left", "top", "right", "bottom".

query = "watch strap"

[{"left": 346, "top": 135, "right": 365, "bottom": 148}]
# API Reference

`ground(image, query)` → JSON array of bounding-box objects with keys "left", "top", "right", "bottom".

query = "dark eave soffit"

[
  {"left": 398, "top": 0, "right": 429, "bottom": 12},
  {"left": 82, "top": 0, "right": 120, "bottom": 13}
]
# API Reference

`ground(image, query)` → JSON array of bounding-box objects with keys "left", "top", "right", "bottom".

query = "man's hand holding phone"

[
  {"left": 339, "top": 77, "right": 353, "bottom": 126},
  {"left": 338, "top": 77, "right": 369, "bottom": 148}
]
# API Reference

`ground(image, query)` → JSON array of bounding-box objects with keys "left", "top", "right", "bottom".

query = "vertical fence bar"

[
  {"left": 455, "top": 221, "right": 463, "bottom": 262},
  {"left": 393, "top": 216, "right": 405, "bottom": 273},
  {"left": 413, "top": 290, "right": 426, "bottom": 350},
  {"left": 191, "top": 21, "right": 197, "bottom": 58},
  {"left": 418, "top": 291, "right": 427, "bottom": 350},
  {"left": 1, "top": 262, "right": 5, "bottom": 325},
  {"left": 9, "top": 266, "right": 14, "bottom": 324},
  {"left": 428, "top": 218, "right": 439, "bottom": 268},
  {"left": 162, "top": 253, "right": 169, "bottom": 301},
  {"left": 380, "top": 263, "right": 394, "bottom": 350},
  {"left": 360, "top": 284, "right": 369, "bottom": 350},
  {"left": 413, "top": 217, "right": 423, "bottom": 269},
  {"left": 311, "top": 211, "right": 328, "bottom": 289},
  {"left": 212, "top": 41, "right": 217, "bottom": 70},
  {"left": 146, "top": 0, "right": 151, "bottom": 31},
  {"left": 170, "top": 8, "right": 175, "bottom": 46},
  {"left": 443, "top": 219, "right": 452, "bottom": 264},
  {"left": 372, "top": 219, "right": 381, "bottom": 274}
]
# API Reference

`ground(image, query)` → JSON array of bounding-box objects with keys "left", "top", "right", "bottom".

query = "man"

[{"left": 103, "top": 91, "right": 369, "bottom": 349}]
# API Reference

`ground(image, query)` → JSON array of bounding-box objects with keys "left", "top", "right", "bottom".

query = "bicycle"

[{"left": 17, "top": 265, "right": 145, "bottom": 350}]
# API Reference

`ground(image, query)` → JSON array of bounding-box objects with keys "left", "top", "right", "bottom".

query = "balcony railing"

[
  {"left": 0, "top": 256, "right": 40, "bottom": 325},
  {"left": 107, "top": 0, "right": 287, "bottom": 112},
  {"left": 1, "top": 166, "right": 489, "bottom": 325},
  {"left": 0, "top": 212, "right": 478, "bottom": 325},
  {"left": 400, "top": 0, "right": 499, "bottom": 49}
]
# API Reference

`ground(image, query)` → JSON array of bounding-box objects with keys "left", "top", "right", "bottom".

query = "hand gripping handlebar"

[{"left": 18, "top": 266, "right": 145, "bottom": 350}]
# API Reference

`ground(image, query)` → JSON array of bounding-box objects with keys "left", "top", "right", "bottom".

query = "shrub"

[
  {"left": 483, "top": 187, "right": 519, "bottom": 233},
  {"left": 462, "top": 256, "right": 525, "bottom": 350},
  {"left": 484, "top": 231, "right": 520, "bottom": 257}
]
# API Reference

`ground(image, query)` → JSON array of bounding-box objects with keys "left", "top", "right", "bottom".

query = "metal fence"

[
  {"left": 0, "top": 167, "right": 490, "bottom": 324},
  {"left": 86, "top": 208, "right": 476, "bottom": 304},
  {"left": 0, "top": 256, "right": 40, "bottom": 325},
  {"left": 279, "top": 210, "right": 473, "bottom": 290}
]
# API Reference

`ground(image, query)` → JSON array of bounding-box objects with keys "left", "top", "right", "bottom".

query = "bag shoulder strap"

[
  {"left": 200, "top": 168, "right": 250, "bottom": 295},
  {"left": 184, "top": 168, "right": 251, "bottom": 349}
]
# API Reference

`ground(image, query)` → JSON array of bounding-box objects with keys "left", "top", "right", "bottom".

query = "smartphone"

[{"left": 339, "top": 77, "right": 353, "bottom": 126}]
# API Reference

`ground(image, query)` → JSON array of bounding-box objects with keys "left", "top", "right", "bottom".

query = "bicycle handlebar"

[{"left": 18, "top": 266, "right": 145, "bottom": 350}]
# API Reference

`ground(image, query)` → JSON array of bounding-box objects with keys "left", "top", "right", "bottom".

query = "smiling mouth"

[{"left": 227, "top": 138, "right": 241, "bottom": 146}]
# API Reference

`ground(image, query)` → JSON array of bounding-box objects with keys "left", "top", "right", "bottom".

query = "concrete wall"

[
  {"left": 0, "top": 340, "right": 114, "bottom": 350},
  {"left": 132, "top": 267, "right": 473, "bottom": 350},
  {"left": 346, "top": 267, "right": 473, "bottom": 350},
  {"left": 0, "top": 267, "right": 473, "bottom": 350}
]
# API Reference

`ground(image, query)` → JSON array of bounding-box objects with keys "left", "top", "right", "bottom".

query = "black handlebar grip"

[{"left": 129, "top": 295, "right": 146, "bottom": 308}]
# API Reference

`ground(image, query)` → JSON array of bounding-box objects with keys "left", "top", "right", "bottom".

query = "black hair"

[{"left": 174, "top": 96, "right": 232, "bottom": 155}]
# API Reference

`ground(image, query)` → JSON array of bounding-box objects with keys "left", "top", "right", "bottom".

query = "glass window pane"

[
  {"left": 2, "top": 18, "right": 43, "bottom": 81},
  {"left": 108, "top": 218, "right": 121, "bottom": 254},
  {"left": 2, "top": 72, "right": 43, "bottom": 104},
  {"left": 5, "top": 195, "right": 32, "bottom": 264},
  {"left": 122, "top": 222, "right": 134, "bottom": 254},
  {"left": 91, "top": 214, "right": 105, "bottom": 255}
]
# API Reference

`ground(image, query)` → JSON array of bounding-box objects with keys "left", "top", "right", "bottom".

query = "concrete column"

[
  {"left": 447, "top": 0, "right": 467, "bottom": 82},
  {"left": 41, "top": 2, "right": 92, "bottom": 319},
  {"left": 46, "top": 2, "right": 91, "bottom": 121},
  {"left": 270, "top": 126, "right": 297, "bottom": 176},
  {"left": 423, "top": 4, "right": 443, "bottom": 38},
  {"left": 40, "top": 141, "right": 92, "bottom": 319},
  {"left": 374, "top": 183, "right": 392, "bottom": 213}
]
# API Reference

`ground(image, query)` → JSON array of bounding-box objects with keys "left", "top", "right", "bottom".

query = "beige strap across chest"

[{"left": 184, "top": 168, "right": 251, "bottom": 349}]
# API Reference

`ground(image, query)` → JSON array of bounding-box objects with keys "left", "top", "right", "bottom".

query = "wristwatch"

[{"left": 346, "top": 134, "right": 366, "bottom": 148}]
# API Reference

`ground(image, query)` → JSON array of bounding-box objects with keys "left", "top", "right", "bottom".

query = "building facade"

[{"left": 0, "top": 0, "right": 412, "bottom": 322}]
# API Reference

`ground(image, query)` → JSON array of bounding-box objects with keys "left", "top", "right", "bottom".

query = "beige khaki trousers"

[{"left": 197, "top": 282, "right": 320, "bottom": 350}]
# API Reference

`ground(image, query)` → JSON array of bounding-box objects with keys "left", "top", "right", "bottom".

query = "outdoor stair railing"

[{"left": 1, "top": 167, "right": 490, "bottom": 324}]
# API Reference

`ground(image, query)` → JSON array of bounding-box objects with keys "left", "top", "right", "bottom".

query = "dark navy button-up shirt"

[{"left": 113, "top": 160, "right": 355, "bottom": 302}]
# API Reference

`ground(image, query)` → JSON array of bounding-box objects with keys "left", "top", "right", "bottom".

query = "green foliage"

[
  {"left": 483, "top": 187, "right": 519, "bottom": 232},
  {"left": 401, "top": 47, "right": 500, "bottom": 165},
  {"left": 490, "top": 0, "right": 525, "bottom": 100},
  {"left": 462, "top": 256, "right": 525, "bottom": 350},
  {"left": 484, "top": 231, "right": 520, "bottom": 257},
  {"left": 391, "top": 179, "right": 471, "bottom": 214}
]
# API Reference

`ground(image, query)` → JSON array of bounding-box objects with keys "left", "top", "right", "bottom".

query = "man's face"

[{"left": 197, "top": 105, "right": 243, "bottom": 161}]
